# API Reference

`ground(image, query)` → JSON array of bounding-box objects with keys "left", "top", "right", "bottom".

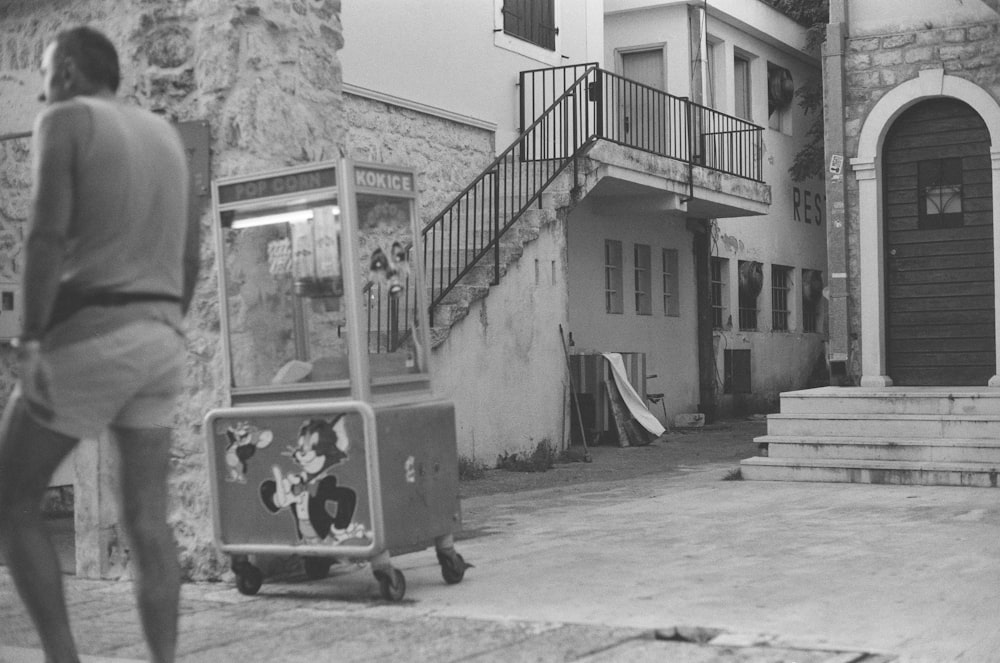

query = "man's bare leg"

[
  {"left": 111, "top": 424, "right": 179, "bottom": 663},
  {"left": 0, "top": 394, "right": 80, "bottom": 663}
]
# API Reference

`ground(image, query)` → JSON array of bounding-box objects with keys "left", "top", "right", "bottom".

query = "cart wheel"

[
  {"left": 374, "top": 568, "right": 406, "bottom": 601},
  {"left": 235, "top": 564, "right": 263, "bottom": 596},
  {"left": 303, "top": 557, "right": 334, "bottom": 580},
  {"left": 437, "top": 549, "right": 471, "bottom": 585}
]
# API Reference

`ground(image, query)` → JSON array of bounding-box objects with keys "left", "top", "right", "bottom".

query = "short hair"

[{"left": 52, "top": 26, "right": 120, "bottom": 93}]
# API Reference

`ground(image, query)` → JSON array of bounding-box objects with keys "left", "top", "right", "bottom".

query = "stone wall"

[
  {"left": 0, "top": 0, "right": 345, "bottom": 580},
  {"left": 343, "top": 93, "right": 495, "bottom": 225},
  {"left": 840, "top": 21, "right": 1000, "bottom": 343}
]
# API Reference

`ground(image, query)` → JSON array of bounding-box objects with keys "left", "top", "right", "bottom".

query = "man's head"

[{"left": 39, "top": 26, "right": 120, "bottom": 104}]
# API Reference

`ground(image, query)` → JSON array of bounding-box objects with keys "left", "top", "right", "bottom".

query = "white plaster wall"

[
  {"left": 431, "top": 220, "right": 569, "bottom": 463},
  {"left": 849, "top": 0, "right": 998, "bottom": 35},
  {"left": 603, "top": 0, "right": 825, "bottom": 413},
  {"left": 566, "top": 199, "right": 701, "bottom": 421},
  {"left": 340, "top": 0, "right": 604, "bottom": 147},
  {"left": 606, "top": 0, "right": 809, "bottom": 60},
  {"left": 604, "top": 4, "right": 691, "bottom": 97},
  {"left": 711, "top": 11, "right": 826, "bottom": 406}
]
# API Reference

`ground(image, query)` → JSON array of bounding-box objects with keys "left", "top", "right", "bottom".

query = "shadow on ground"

[{"left": 459, "top": 416, "right": 767, "bottom": 499}]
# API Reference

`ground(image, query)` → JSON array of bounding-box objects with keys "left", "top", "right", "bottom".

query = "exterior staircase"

[
  {"left": 741, "top": 386, "right": 1000, "bottom": 487},
  {"left": 412, "top": 63, "right": 764, "bottom": 350},
  {"left": 425, "top": 202, "right": 565, "bottom": 348}
]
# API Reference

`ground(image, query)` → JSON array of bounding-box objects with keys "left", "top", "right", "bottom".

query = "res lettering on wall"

[{"left": 793, "top": 187, "right": 824, "bottom": 226}]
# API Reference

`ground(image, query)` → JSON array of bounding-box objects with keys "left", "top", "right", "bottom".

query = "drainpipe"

[
  {"left": 688, "top": 1, "right": 716, "bottom": 420},
  {"left": 824, "top": 0, "right": 852, "bottom": 383}
]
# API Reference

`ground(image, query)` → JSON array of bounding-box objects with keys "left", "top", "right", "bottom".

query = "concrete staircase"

[
  {"left": 740, "top": 386, "right": 1000, "bottom": 487},
  {"left": 425, "top": 176, "right": 574, "bottom": 348}
]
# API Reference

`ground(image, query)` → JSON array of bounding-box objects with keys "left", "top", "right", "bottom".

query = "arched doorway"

[{"left": 882, "top": 98, "right": 994, "bottom": 385}]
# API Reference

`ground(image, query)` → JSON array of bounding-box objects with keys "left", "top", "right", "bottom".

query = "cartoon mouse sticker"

[
  {"left": 224, "top": 422, "right": 274, "bottom": 483},
  {"left": 259, "top": 416, "right": 370, "bottom": 545}
]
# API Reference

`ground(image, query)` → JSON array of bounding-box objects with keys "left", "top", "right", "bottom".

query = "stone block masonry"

[
  {"left": 0, "top": 0, "right": 346, "bottom": 580},
  {"left": 837, "top": 20, "right": 1000, "bottom": 349}
]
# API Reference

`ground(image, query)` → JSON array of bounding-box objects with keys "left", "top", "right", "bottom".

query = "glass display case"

[{"left": 212, "top": 161, "right": 430, "bottom": 403}]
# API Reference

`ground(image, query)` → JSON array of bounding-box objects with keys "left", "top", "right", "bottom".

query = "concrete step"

[
  {"left": 740, "top": 456, "right": 1000, "bottom": 488},
  {"left": 757, "top": 435, "right": 1000, "bottom": 464},
  {"left": 766, "top": 413, "right": 1000, "bottom": 439},
  {"left": 778, "top": 386, "right": 1000, "bottom": 416}
]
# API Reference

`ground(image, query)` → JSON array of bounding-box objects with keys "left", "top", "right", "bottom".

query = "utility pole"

[
  {"left": 689, "top": 0, "right": 717, "bottom": 420},
  {"left": 824, "top": 0, "right": 853, "bottom": 384}
]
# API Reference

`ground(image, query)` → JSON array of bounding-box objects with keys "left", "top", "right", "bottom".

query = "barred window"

[
  {"left": 662, "top": 248, "right": 679, "bottom": 317},
  {"left": 710, "top": 257, "right": 727, "bottom": 329},
  {"left": 634, "top": 244, "right": 651, "bottom": 315},
  {"left": 802, "top": 269, "right": 823, "bottom": 333},
  {"left": 605, "top": 240, "right": 623, "bottom": 314},
  {"left": 738, "top": 260, "right": 761, "bottom": 331},
  {"left": 771, "top": 265, "right": 792, "bottom": 331}
]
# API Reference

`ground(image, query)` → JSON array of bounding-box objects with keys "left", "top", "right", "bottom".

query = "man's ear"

[{"left": 58, "top": 56, "right": 79, "bottom": 92}]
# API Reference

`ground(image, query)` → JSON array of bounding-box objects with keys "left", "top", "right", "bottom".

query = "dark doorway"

[{"left": 883, "top": 98, "right": 994, "bottom": 385}]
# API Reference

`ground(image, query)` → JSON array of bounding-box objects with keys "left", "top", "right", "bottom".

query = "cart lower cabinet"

[{"left": 204, "top": 399, "right": 469, "bottom": 600}]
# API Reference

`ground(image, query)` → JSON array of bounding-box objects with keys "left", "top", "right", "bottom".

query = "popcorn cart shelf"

[{"left": 203, "top": 159, "right": 468, "bottom": 600}]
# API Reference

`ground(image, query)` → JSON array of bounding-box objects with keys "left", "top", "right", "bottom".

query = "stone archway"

[{"left": 850, "top": 69, "right": 1000, "bottom": 387}]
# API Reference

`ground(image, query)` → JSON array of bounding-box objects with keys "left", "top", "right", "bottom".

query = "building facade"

[
  {"left": 741, "top": 0, "right": 1000, "bottom": 487},
  {"left": 0, "top": 0, "right": 816, "bottom": 577},
  {"left": 825, "top": 0, "right": 1000, "bottom": 388},
  {"left": 600, "top": 0, "right": 825, "bottom": 416}
]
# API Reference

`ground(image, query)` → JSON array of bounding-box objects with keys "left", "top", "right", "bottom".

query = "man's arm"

[{"left": 21, "top": 104, "right": 85, "bottom": 341}]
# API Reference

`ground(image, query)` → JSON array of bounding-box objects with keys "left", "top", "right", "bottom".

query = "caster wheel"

[
  {"left": 374, "top": 568, "right": 406, "bottom": 601},
  {"left": 303, "top": 557, "right": 334, "bottom": 580},
  {"left": 437, "top": 549, "right": 471, "bottom": 585},
  {"left": 235, "top": 564, "right": 263, "bottom": 596}
]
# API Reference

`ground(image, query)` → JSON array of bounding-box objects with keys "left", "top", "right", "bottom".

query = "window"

[
  {"left": 802, "top": 269, "right": 823, "bottom": 333},
  {"left": 605, "top": 240, "right": 623, "bottom": 314},
  {"left": 771, "top": 265, "right": 792, "bottom": 331},
  {"left": 767, "top": 62, "right": 793, "bottom": 134},
  {"left": 705, "top": 38, "right": 720, "bottom": 109},
  {"left": 662, "top": 248, "right": 679, "bottom": 317},
  {"left": 919, "top": 157, "right": 964, "bottom": 229},
  {"left": 710, "top": 257, "right": 728, "bottom": 329},
  {"left": 738, "top": 260, "right": 761, "bottom": 331},
  {"left": 734, "top": 54, "right": 752, "bottom": 120},
  {"left": 502, "top": 0, "right": 556, "bottom": 51},
  {"left": 634, "top": 244, "right": 651, "bottom": 315}
]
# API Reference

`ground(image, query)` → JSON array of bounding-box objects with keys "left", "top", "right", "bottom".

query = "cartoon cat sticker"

[{"left": 259, "top": 416, "right": 370, "bottom": 545}]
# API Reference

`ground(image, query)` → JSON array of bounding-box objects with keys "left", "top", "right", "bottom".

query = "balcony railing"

[{"left": 415, "top": 64, "right": 763, "bottom": 329}]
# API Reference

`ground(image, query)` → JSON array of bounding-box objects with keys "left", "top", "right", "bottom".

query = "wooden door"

[
  {"left": 883, "top": 98, "right": 994, "bottom": 385},
  {"left": 620, "top": 49, "right": 666, "bottom": 153}
]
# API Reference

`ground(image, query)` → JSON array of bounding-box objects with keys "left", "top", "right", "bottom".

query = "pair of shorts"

[{"left": 19, "top": 319, "right": 186, "bottom": 439}]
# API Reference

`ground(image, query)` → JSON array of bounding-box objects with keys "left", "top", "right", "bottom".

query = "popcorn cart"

[{"left": 203, "top": 159, "right": 468, "bottom": 600}]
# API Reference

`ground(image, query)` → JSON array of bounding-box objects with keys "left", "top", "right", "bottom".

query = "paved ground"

[{"left": 2, "top": 418, "right": 998, "bottom": 662}]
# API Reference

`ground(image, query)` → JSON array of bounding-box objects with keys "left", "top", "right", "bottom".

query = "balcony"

[{"left": 520, "top": 64, "right": 771, "bottom": 219}]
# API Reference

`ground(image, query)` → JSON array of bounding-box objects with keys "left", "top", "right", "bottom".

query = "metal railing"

[
  {"left": 420, "top": 65, "right": 764, "bottom": 326},
  {"left": 422, "top": 65, "right": 600, "bottom": 324},
  {"left": 364, "top": 276, "right": 415, "bottom": 355},
  {"left": 583, "top": 70, "right": 763, "bottom": 181}
]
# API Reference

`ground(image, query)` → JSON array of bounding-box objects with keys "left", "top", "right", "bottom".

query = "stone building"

[
  {"left": 0, "top": 0, "right": 815, "bottom": 579},
  {"left": 604, "top": 0, "right": 825, "bottom": 417},
  {"left": 0, "top": 0, "right": 346, "bottom": 579},
  {"left": 742, "top": 0, "right": 1000, "bottom": 486}
]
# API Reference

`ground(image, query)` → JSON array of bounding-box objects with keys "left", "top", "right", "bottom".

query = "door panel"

[
  {"left": 883, "top": 98, "right": 995, "bottom": 385},
  {"left": 620, "top": 49, "right": 666, "bottom": 152}
]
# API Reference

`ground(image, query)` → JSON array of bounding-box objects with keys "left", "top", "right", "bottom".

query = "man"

[{"left": 0, "top": 26, "right": 198, "bottom": 663}]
